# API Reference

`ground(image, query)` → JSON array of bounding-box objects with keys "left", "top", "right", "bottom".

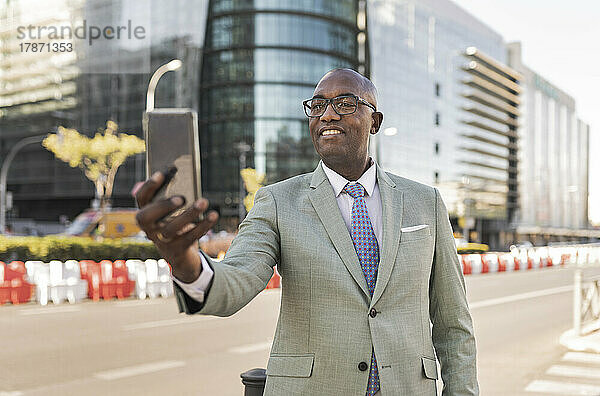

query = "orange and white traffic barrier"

[
  {"left": 459, "top": 246, "right": 595, "bottom": 276},
  {"left": 0, "top": 261, "right": 34, "bottom": 305},
  {"left": 498, "top": 254, "right": 516, "bottom": 272},
  {"left": 459, "top": 254, "right": 472, "bottom": 275},
  {"left": 266, "top": 268, "right": 281, "bottom": 289},
  {"left": 462, "top": 254, "right": 483, "bottom": 274},
  {"left": 481, "top": 254, "right": 499, "bottom": 273}
]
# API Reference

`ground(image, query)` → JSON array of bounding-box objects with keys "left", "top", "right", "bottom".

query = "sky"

[{"left": 450, "top": 0, "right": 600, "bottom": 225}]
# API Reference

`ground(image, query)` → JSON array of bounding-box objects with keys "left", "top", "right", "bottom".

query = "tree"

[
  {"left": 43, "top": 121, "right": 145, "bottom": 208},
  {"left": 240, "top": 168, "right": 265, "bottom": 212}
]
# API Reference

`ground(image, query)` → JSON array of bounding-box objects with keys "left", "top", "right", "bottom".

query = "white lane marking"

[
  {"left": 122, "top": 316, "right": 215, "bottom": 330},
  {"left": 469, "top": 285, "right": 573, "bottom": 309},
  {"left": 18, "top": 306, "right": 82, "bottom": 315},
  {"left": 8, "top": 377, "right": 91, "bottom": 395},
  {"left": 228, "top": 341, "right": 272, "bottom": 354},
  {"left": 546, "top": 364, "right": 600, "bottom": 380},
  {"left": 563, "top": 352, "right": 600, "bottom": 365},
  {"left": 525, "top": 379, "right": 600, "bottom": 395},
  {"left": 114, "top": 299, "right": 167, "bottom": 307},
  {"left": 93, "top": 360, "right": 185, "bottom": 380}
]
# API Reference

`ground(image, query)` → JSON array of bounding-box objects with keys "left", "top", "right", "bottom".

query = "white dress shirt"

[
  {"left": 320, "top": 159, "right": 382, "bottom": 246},
  {"left": 173, "top": 158, "right": 383, "bottom": 303}
]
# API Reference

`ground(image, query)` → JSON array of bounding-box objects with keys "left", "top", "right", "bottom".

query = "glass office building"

[
  {"left": 0, "top": 0, "right": 209, "bottom": 222},
  {"left": 74, "top": 0, "right": 209, "bottom": 209},
  {"left": 199, "top": 0, "right": 359, "bottom": 213},
  {"left": 367, "top": 0, "right": 520, "bottom": 248},
  {"left": 508, "top": 42, "right": 590, "bottom": 242},
  {"left": 0, "top": 0, "right": 83, "bottom": 226}
]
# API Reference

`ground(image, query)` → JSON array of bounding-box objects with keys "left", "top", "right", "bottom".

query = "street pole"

[
  {"left": 239, "top": 150, "right": 246, "bottom": 223},
  {"left": 234, "top": 143, "right": 251, "bottom": 224},
  {"left": 574, "top": 268, "right": 582, "bottom": 335},
  {"left": 462, "top": 197, "right": 477, "bottom": 242},
  {"left": 146, "top": 59, "right": 182, "bottom": 112},
  {"left": 0, "top": 135, "right": 46, "bottom": 233}
]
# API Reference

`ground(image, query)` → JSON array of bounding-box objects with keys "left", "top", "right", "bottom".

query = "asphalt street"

[{"left": 1, "top": 266, "right": 599, "bottom": 395}]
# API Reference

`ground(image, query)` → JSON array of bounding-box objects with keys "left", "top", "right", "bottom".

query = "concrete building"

[
  {"left": 0, "top": 0, "right": 208, "bottom": 227},
  {"left": 368, "top": 0, "right": 522, "bottom": 249},
  {"left": 0, "top": 0, "right": 83, "bottom": 231},
  {"left": 507, "top": 42, "right": 593, "bottom": 243}
]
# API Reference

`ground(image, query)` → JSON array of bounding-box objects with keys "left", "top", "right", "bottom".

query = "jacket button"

[
  {"left": 369, "top": 308, "right": 377, "bottom": 318},
  {"left": 358, "top": 361, "right": 368, "bottom": 371}
]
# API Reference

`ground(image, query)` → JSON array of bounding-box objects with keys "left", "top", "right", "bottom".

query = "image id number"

[{"left": 20, "top": 42, "right": 73, "bottom": 52}]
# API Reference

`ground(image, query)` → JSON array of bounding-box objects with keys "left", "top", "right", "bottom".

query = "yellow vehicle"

[
  {"left": 64, "top": 208, "right": 140, "bottom": 238},
  {"left": 455, "top": 238, "right": 489, "bottom": 254}
]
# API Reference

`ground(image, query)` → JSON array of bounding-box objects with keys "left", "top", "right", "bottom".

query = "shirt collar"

[{"left": 320, "top": 158, "right": 377, "bottom": 197}]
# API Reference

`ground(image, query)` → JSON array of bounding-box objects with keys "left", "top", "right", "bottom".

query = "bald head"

[
  {"left": 317, "top": 68, "right": 378, "bottom": 108},
  {"left": 308, "top": 67, "right": 384, "bottom": 181}
]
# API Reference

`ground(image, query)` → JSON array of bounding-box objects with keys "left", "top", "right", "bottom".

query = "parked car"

[
  {"left": 455, "top": 238, "right": 489, "bottom": 254},
  {"left": 64, "top": 208, "right": 140, "bottom": 239}
]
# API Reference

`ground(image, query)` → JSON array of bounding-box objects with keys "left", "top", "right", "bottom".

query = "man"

[{"left": 135, "top": 69, "right": 478, "bottom": 395}]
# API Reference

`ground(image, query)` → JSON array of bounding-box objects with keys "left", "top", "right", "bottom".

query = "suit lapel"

[
  {"left": 371, "top": 166, "right": 403, "bottom": 308},
  {"left": 308, "top": 163, "right": 370, "bottom": 298}
]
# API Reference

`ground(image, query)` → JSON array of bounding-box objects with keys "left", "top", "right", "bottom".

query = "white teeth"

[{"left": 322, "top": 130, "right": 342, "bottom": 136}]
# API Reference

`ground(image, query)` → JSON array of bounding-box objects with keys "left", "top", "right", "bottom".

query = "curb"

[{"left": 560, "top": 325, "right": 600, "bottom": 353}]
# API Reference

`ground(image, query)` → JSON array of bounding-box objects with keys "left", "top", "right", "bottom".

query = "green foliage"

[{"left": 0, "top": 235, "right": 160, "bottom": 262}]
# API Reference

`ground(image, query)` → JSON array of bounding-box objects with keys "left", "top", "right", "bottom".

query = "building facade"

[
  {"left": 0, "top": 0, "right": 85, "bottom": 226},
  {"left": 199, "top": 0, "right": 359, "bottom": 219},
  {"left": 507, "top": 42, "right": 591, "bottom": 243},
  {"left": 0, "top": 0, "right": 209, "bottom": 224},
  {"left": 367, "top": 0, "right": 522, "bottom": 248}
]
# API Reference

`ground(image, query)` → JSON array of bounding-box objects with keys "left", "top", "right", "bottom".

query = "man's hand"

[{"left": 134, "top": 171, "right": 219, "bottom": 283}]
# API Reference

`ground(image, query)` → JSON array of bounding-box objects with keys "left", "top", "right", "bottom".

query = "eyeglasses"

[{"left": 302, "top": 94, "right": 376, "bottom": 118}]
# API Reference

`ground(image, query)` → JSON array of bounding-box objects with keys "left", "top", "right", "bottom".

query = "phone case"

[{"left": 143, "top": 108, "right": 202, "bottom": 221}]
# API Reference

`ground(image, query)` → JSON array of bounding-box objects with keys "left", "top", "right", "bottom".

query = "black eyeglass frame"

[{"left": 302, "top": 94, "right": 377, "bottom": 118}]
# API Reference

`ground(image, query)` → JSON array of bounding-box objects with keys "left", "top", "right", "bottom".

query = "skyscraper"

[{"left": 368, "top": 0, "right": 521, "bottom": 248}]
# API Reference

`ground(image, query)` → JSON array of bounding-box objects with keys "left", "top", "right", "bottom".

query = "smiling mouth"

[{"left": 320, "top": 129, "right": 344, "bottom": 136}]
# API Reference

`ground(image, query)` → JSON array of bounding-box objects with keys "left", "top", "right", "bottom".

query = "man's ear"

[{"left": 370, "top": 112, "right": 384, "bottom": 134}]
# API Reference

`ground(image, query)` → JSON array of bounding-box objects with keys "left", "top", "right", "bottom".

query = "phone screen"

[{"left": 144, "top": 109, "right": 202, "bottom": 221}]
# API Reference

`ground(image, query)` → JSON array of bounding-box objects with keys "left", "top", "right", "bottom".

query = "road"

[
  {"left": 469, "top": 267, "right": 599, "bottom": 395},
  {"left": 1, "top": 266, "right": 600, "bottom": 395}
]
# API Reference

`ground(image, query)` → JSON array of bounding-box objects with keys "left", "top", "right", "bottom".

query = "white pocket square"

[{"left": 401, "top": 224, "right": 429, "bottom": 233}]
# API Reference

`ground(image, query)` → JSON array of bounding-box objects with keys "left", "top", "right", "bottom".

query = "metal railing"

[
  {"left": 569, "top": 243, "right": 600, "bottom": 335},
  {"left": 573, "top": 273, "right": 600, "bottom": 335}
]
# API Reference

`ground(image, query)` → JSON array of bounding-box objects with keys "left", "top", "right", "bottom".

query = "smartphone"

[{"left": 143, "top": 108, "right": 202, "bottom": 222}]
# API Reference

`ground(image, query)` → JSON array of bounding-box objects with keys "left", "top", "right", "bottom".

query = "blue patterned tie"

[{"left": 344, "top": 182, "right": 380, "bottom": 395}]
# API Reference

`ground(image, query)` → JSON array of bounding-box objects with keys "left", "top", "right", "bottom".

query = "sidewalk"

[{"left": 560, "top": 323, "right": 600, "bottom": 352}]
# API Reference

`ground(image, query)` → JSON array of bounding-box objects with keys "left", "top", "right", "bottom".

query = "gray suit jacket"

[{"left": 174, "top": 163, "right": 478, "bottom": 395}]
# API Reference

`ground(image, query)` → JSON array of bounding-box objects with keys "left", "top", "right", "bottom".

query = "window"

[
  {"left": 434, "top": 142, "right": 440, "bottom": 155},
  {"left": 435, "top": 82, "right": 440, "bottom": 97},
  {"left": 213, "top": 0, "right": 357, "bottom": 23},
  {"left": 435, "top": 112, "right": 440, "bottom": 126},
  {"left": 434, "top": 171, "right": 439, "bottom": 184}
]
